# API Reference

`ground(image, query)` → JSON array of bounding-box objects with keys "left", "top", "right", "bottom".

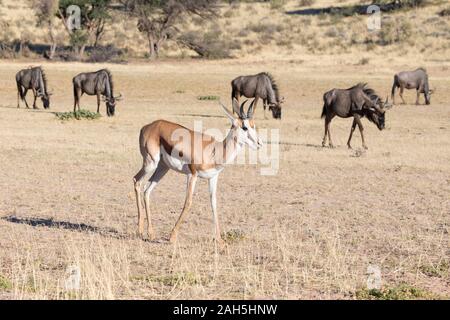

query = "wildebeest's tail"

[
  {"left": 321, "top": 90, "right": 334, "bottom": 118},
  {"left": 16, "top": 78, "right": 25, "bottom": 101},
  {"left": 321, "top": 102, "right": 327, "bottom": 119},
  {"left": 391, "top": 74, "right": 399, "bottom": 100}
]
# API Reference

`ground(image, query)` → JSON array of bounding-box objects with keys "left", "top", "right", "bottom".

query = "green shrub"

[
  {"left": 54, "top": 109, "right": 101, "bottom": 121},
  {"left": 197, "top": 95, "right": 219, "bottom": 101}
]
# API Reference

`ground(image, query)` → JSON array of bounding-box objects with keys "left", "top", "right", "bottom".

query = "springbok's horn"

[
  {"left": 239, "top": 100, "right": 248, "bottom": 118},
  {"left": 247, "top": 99, "right": 256, "bottom": 119}
]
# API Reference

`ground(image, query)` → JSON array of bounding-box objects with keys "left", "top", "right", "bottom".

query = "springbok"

[{"left": 133, "top": 99, "right": 262, "bottom": 246}]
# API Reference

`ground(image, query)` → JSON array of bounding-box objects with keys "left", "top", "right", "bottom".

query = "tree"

[
  {"left": 57, "top": 0, "right": 112, "bottom": 59},
  {"left": 121, "top": 0, "right": 218, "bottom": 59},
  {"left": 34, "top": 0, "right": 59, "bottom": 59}
]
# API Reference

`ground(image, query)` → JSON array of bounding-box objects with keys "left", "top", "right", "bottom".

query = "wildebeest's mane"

[
  {"left": 262, "top": 72, "right": 280, "bottom": 102},
  {"left": 416, "top": 67, "right": 427, "bottom": 72},
  {"left": 40, "top": 67, "right": 48, "bottom": 93},
  {"left": 98, "top": 69, "right": 114, "bottom": 94}
]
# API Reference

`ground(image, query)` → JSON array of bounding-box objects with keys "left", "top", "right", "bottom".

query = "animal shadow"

[{"left": 2, "top": 215, "right": 126, "bottom": 239}]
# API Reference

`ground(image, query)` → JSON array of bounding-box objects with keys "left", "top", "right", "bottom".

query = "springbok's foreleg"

[
  {"left": 169, "top": 173, "right": 198, "bottom": 244},
  {"left": 208, "top": 174, "right": 225, "bottom": 247},
  {"left": 347, "top": 119, "right": 357, "bottom": 149},
  {"left": 354, "top": 115, "right": 367, "bottom": 149},
  {"left": 143, "top": 162, "right": 169, "bottom": 240}
]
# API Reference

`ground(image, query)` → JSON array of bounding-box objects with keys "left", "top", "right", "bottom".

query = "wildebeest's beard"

[
  {"left": 106, "top": 100, "right": 116, "bottom": 117},
  {"left": 269, "top": 105, "right": 282, "bottom": 119},
  {"left": 424, "top": 92, "right": 431, "bottom": 105},
  {"left": 366, "top": 109, "right": 385, "bottom": 130},
  {"left": 41, "top": 96, "right": 50, "bottom": 109}
]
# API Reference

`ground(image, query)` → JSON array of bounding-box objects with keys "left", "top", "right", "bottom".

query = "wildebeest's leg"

[
  {"left": 322, "top": 115, "right": 334, "bottom": 148},
  {"left": 416, "top": 89, "right": 420, "bottom": 105},
  {"left": 96, "top": 92, "right": 101, "bottom": 113},
  {"left": 253, "top": 97, "right": 260, "bottom": 118},
  {"left": 399, "top": 86, "right": 406, "bottom": 104},
  {"left": 391, "top": 81, "right": 397, "bottom": 105},
  {"left": 17, "top": 87, "right": 21, "bottom": 108},
  {"left": 347, "top": 119, "right": 357, "bottom": 149},
  {"left": 23, "top": 89, "right": 30, "bottom": 109},
  {"left": 327, "top": 117, "right": 334, "bottom": 148},
  {"left": 31, "top": 87, "right": 38, "bottom": 109},
  {"left": 354, "top": 115, "right": 367, "bottom": 149}
]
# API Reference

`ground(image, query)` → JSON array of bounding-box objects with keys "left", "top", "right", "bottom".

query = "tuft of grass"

[
  {"left": 355, "top": 284, "right": 440, "bottom": 300},
  {"left": 0, "top": 275, "right": 12, "bottom": 291},
  {"left": 222, "top": 229, "right": 246, "bottom": 243},
  {"left": 139, "top": 272, "right": 203, "bottom": 286},
  {"left": 419, "top": 261, "right": 449, "bottom": 278},
  {"left": 54, "top": 110, "right": 101, "bottom": 121},
  {"left": 197, "top": 95, "right": 219, "bottom": 101}
]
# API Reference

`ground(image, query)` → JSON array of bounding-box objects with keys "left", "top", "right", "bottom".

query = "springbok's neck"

[{"left": 215, "top": 127, "right": 242, "bottom": 165}]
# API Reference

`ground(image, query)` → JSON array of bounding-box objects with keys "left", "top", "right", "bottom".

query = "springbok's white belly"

[
  {"left": 161, "top": 147, "right": 191, "bottom": 174},
  {"left": 197, "top": 168, "right": 224, "bottom": 179}
]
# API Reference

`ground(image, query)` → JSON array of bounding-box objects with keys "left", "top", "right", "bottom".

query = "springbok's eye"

[{"left": 242, "top": 126, "right": 248, "bottom": 131}]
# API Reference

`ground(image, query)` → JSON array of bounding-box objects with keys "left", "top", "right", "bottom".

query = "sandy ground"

[{"left": 0, "top": 59, "right": 449, "bottom": 299}]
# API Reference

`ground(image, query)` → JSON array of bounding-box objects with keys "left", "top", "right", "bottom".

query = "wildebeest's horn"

[
  {"left": 115, "top": 93, "right": 123, "bottom": 100},
  {"left": 247, "top": 99, "right": 255, "bottom": 119},
  {"left": 239, "top": 100, "right": 248, "bottom": 118}
]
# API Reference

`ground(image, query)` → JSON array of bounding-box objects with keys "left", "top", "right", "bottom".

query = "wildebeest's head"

[
  {"left": 424, "top": 88, "right": 434, "bottom": 105},
  {"left": 366, "top": 96, "right": 392, "bottom": 130},
  {"left": 104, "top": 94, "right": 122, "bottom": 117},
  {"left": 41, "top": 95, "right": 50, "bottom": 109},
  {"left": 269, "top": 105, "right": 282, "bottom": 119},
  {"left": 269, "top": 97, "right": 284, "bottom": 120}
]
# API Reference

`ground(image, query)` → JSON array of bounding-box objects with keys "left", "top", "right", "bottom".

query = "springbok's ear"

[
  {"left": 219, "top": 101, "right": 238, "bottom": 125},
  {"left": 232, "top": 98, "right": 240, "bottom": 115}
]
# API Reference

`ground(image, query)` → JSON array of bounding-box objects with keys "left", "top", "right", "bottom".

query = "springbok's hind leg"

[
  {"left": 143, "top": 162, "right": 169, "bottom": 240},
  {"left": 133, "top": 167, "right": 148, "bottom": 238},
  {"left": 347, "top": 119, "right": 357, "bottom": 149}
]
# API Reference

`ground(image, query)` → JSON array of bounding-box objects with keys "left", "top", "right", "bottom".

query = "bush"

[
  {"left": 439, "top": 7, "right": 450, "bottom": 17},
  {"left": 177, "top": 31, "right": 232, "bottom": 59},
  {"left": 55, "top": 110, "right": 101, "bottom": 121},
  {"left": 86, "top": 45, "right": 126, "bottom": 63},
  {"left": 299, "top": 0, "right": 315, "bottom": 6}
]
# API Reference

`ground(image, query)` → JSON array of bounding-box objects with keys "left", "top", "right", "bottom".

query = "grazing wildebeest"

[
  {"left": 16, "top": 66, "right": 51, "bottom": 109},
  {"left": 391, "top": 68, "right": 433, "bottom": 105},
  {"left": 321, "top": 83, "right": 392, "bottom": 150},
  {"left": 231, "top": 72, "right": 284, "bottom": 119},
  {"left": 72, "top": 69, "right": 122, "bottom": 117}
]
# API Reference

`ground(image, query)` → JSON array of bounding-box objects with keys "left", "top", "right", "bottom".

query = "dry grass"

[
  {"left": 1, "top": 0, "right": 449, "bottom": 60},
  {"left": 0, "top": 57, "right": 449, "bottom": 299}
]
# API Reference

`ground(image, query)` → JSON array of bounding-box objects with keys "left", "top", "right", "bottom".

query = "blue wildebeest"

[
  {"left": 73, "top": 69, "right": 122, "bottom": 117},
  {"left": 16, "top": 66, "right": 51, "bottom": 109},
  {"left": 231, "top": 72, "right": 284, "bottom": 119},
  {"left": 391, "top": 68, "right": 433, "bottom": 105},
  {"left": 321, "top": 83, "right": 392, "bottom": 150}
]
